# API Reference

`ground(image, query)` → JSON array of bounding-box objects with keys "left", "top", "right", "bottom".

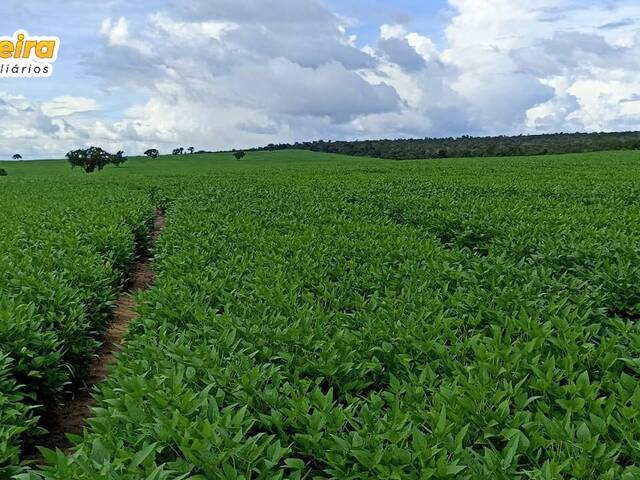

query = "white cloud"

[
  {"left": 380, "top": 24, "right": 408, "bottom": 40},
  {"left": 0, "top": 92, "right": 131, "bottom": 158},
  {"left": 406, "top": 33, "right": 437, "bottom": 61},
  {"left": 41, "top": 96, "right": 101, "bottom": 117},
  {"left": 78, "top": 0, "right": 401, "bottom": 151},
  {"left": 100, "top": 17, "right": 130, "bottom": 46},
  {"left": 389, "top": 0, "right": 640, "bottom": 135}
]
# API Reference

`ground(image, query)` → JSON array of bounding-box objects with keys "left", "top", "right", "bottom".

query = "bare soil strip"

[{"left": 34, "top": 208, "right": 166, "bottom": 456}]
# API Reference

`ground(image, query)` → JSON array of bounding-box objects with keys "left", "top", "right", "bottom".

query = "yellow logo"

[{"left": 0, "top": 30, "right": 59, "bottom": 78}]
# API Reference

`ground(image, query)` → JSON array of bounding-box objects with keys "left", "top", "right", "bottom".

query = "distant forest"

[{"left": 251, "top": 131, "right": 640, "bottom": 160}]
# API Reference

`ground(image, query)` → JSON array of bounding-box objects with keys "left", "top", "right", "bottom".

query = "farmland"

[{"left": 1, "top": 150, "right": 640, "bottom": 478}]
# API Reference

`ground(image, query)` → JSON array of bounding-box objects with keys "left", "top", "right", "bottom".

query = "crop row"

[
  {"left": 0, "top": 180, "right": 154, "bottom": 476},
  {"left": 31, "top": 158, "right": 640, "bottom": 479}
]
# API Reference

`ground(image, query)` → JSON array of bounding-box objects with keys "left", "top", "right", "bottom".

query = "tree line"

[{"left": 252, "top": 131, "right": 640, "bottom": 160}]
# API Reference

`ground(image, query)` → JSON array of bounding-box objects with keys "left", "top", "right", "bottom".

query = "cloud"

[
  {"left": 78, "top": 0, "right": 403, "bottom": 150},
  {"left": 598, "top": 18, "right": 636, "bottom": 30},
  {"left": 436, "top": 0, "right": 640, "bottom": 134},
  {"left": 0, "top": 93, "right": 66, "bottom": 157},
  {"left": 377, "top": 38, "right": 427, "bottom": 72},
  {"left": 41, "top": 96, "right": 101, "bottom": 117},
  {"left": 380, "top": 24, "right": 409, "bottom": 40},
  {"left": 100, "top": 17, "right": 130, "bottom": 46},
  {"left": 0, "top": 92, "right": 132, "bottom": 159},
  {"left": 170, "top": 0, "right": 374, "bottom": 70},
  {"left": 513, "top": 31, "right": 640, "bottom": 76},
  {"left": 222, "top": 59, "right": 400, "bottom": 121}
]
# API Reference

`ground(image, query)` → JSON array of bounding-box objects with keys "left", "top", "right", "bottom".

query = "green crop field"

[{"left": 2, "top": 150, "right": 640, "bottom": 479}]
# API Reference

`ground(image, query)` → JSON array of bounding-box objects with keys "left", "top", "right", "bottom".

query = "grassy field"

[{"left": 2, "top": 150, "right": 640, "bottom": 479}]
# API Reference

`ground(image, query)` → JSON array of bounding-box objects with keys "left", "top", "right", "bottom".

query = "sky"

[{"left": 1, "top": 0, "right": 640, "bottom": 158}]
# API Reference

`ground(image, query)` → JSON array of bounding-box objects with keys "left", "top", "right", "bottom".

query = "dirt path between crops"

[{"left": 33, "top": 208, "right": 166, "bottom": 457}]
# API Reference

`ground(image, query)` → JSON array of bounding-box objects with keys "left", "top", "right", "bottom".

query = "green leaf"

[
  {"left": 576, "top": 423, "right": 591, "bottom": 443},
  {"left": 285, "top": 458, "right": 305, "bottom": 470},
  {"left": 129, "top": 442, "right": 159, "bottom": 469},
  {"left": 502, "top": 434, "right": 520, "bottom": 468}
]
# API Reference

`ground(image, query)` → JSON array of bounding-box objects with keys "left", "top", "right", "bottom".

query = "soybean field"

[{"left": 2, "top": 150, "right": 640, "bottom": 479}]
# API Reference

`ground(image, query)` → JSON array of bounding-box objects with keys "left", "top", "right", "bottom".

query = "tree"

[
  {"left": 172, "top": 147, "right": 184, "bottom": 155},
  {"left": 12, "top": 154, "right": 21, "bottom": 160},
  {"left": 188, "top": 146, "right": 195, "bottom": 154},
  {"left": 66, "top": 147, "right": 113, "bottom": 173},
  {"left": 233, "top": 150, "right": 246, "bottom": 160},
  {"left": 0, "top": 168, "right": 7, "bottom": 176},
  {"left": 110, "top": 150, "right": 128, "bottom": 167},
  {"left": 144, "top": 149, "right": 159, "bottom": 159}
]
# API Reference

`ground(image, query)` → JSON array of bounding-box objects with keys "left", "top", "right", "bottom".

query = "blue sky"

[
  {"left": 325, "top": 0, "right": 450, "bottom": 44},
  {"left": 1, "top": 0, "right": 640, "bottom": 158}
]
